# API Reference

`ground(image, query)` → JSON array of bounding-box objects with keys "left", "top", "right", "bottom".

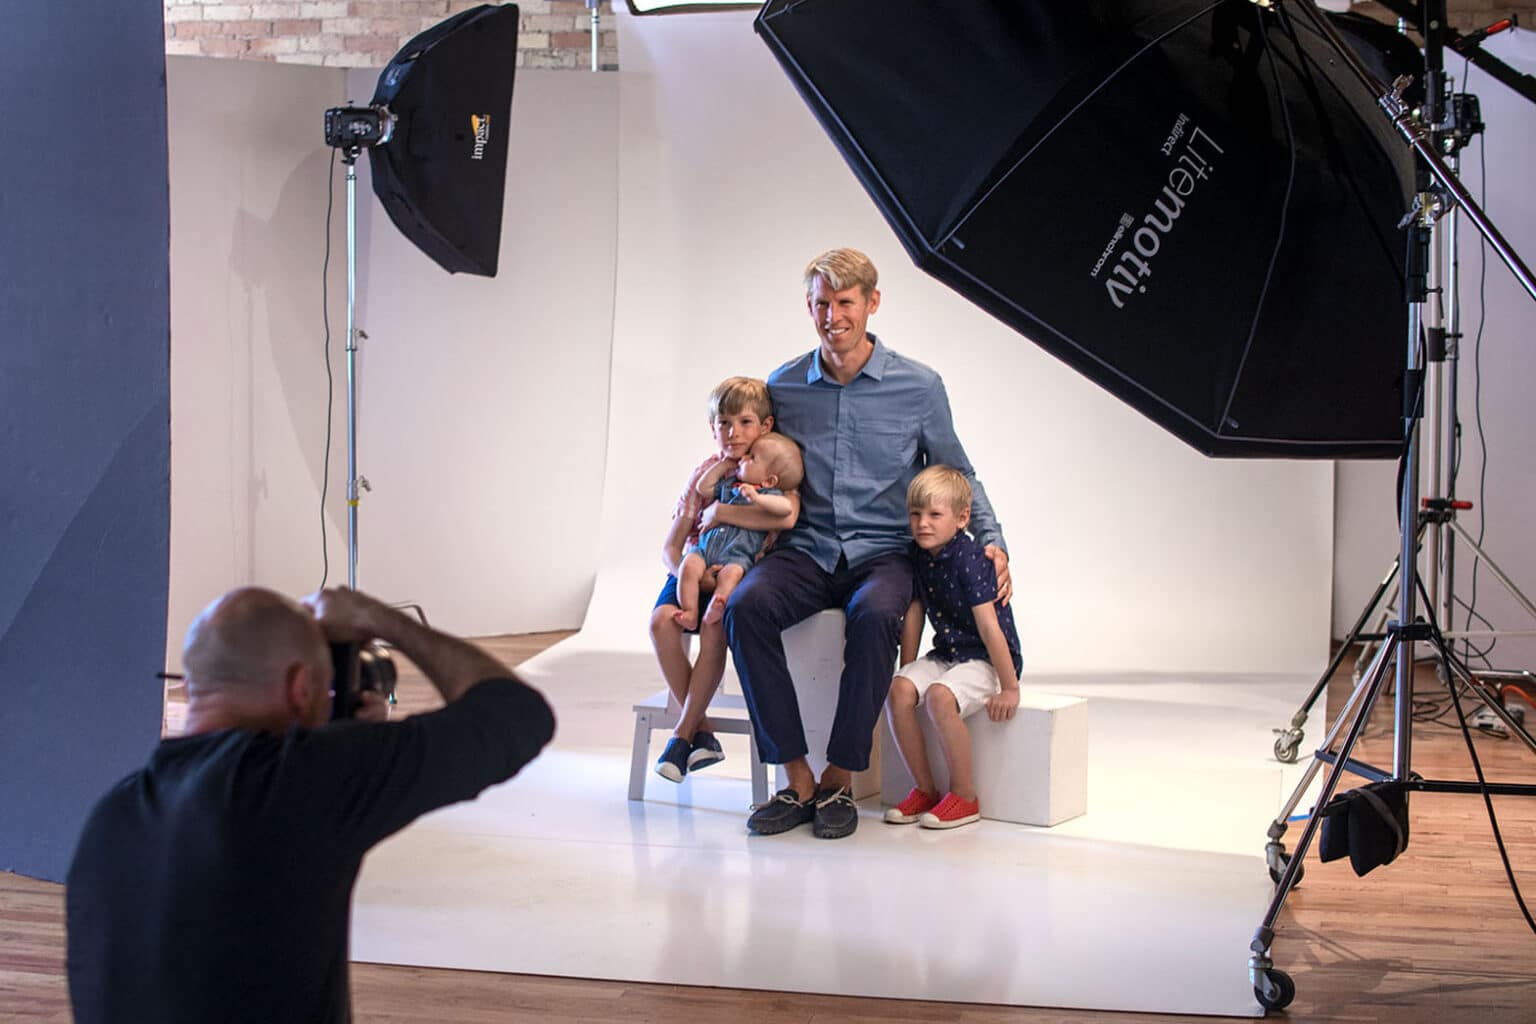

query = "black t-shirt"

[{"left": 65, "top": 677, "right": 555, "bottom": 1024}]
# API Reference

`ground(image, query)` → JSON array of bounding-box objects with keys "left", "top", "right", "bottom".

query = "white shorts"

[{"left": 893, "top": 654, "right": 1000, "bottom": 719}]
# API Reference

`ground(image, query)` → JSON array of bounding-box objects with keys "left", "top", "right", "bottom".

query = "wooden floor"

[{"left": 5, "top": 635, "right": 1534, "bottom": 1022}]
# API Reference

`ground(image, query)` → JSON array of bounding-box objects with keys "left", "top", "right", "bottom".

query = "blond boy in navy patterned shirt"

[{"left": 885, "top": 465, "right": 1022, "bottom": 829}]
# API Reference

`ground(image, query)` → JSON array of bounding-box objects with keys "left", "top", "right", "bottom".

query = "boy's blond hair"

[
  {"left": 749, "top": 432, "right": 804, "bottom": 492},
  {"left": 907, "top": 465, "right": 971, "bottom": 517},
  {"left": 708, "top": 376, "right": 773, "bottom": 421},
  {"left": 803, "top": 247, "right": 878, "bottom": 298}
]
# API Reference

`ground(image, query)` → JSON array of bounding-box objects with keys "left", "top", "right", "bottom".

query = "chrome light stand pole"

[{"left": 345, "top": 149, "right": 363, "bottom": 589}]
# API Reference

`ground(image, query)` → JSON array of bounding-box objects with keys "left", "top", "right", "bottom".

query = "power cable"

[{"left": 319, "top": 148, "right": 338, "bottom": 590}]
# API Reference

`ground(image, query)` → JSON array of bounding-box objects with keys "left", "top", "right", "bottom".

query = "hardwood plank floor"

[{"left": 5, "top": 636, "right": 1533, "bottom": 1022}]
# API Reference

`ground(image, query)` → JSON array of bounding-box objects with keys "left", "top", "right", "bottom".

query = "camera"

[{"left": 329, "top": 641, "right": 399, "bottom": 720}]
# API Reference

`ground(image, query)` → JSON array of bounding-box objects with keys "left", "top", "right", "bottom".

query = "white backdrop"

[
  {"left": 606, "top": 8, "right": 1333, "bottom": 675},
  {"left": 1332, "top": 33, "right": 1536, "bottom": 675}
]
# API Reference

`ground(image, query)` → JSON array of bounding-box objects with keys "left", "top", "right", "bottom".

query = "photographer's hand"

[
  {"left": 305, "top": 588, "right": 514, "bottom": 705},
  {"left": 304, "top": 587, "right": 392, "bottom": 643}
]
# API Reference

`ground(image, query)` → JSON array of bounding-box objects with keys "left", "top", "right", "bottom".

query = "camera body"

[{"left": 329, "top": 641, "right": 399, "bottom": 720}]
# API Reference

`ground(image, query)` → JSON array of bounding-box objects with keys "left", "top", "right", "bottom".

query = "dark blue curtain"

[{"left": 0, "top": 2, "right": 171, "bottom": 881}]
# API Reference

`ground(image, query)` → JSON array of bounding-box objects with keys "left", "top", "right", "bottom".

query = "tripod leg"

[
  {"left": 1250, "top": 633, "right": 1399, "bottom": 1008},
  {"left": 1266, "top": 643, "right": 1391, "bottom": 849},
  {"left": 1275, "top": 550, "right": 1406, "bottom": 763},
  {"left": 1447, "top": 518, "right": 1536, "bottom": 624}
]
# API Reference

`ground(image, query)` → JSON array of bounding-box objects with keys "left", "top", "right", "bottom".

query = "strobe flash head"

[{"left": 324, "top": 105, "right": 396, "bottom": 152}]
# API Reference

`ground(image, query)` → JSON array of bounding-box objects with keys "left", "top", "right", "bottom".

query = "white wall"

[
  {"left": 608, "top": 10, "right": 1334, "bottom": 675},
  {"left": 347, "top": 69, "right": 617, "bottom": 637},
  {"left": 1332, "top": 34, "right": 1536, "bottom": 677},
  {"left": 167, "top": 57, "right": 351, "bottom": 670},
  {"left": 167, "top": 59, "right": 618, "bottom": 662}
]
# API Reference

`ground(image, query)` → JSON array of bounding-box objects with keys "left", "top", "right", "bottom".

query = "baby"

[{"left": 674, "top": 431, "right": 804, "bottom": 630}]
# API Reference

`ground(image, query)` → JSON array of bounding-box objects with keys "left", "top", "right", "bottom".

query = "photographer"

[{"left": 65, "top": 586, "right": 556, "bottom": 1024}]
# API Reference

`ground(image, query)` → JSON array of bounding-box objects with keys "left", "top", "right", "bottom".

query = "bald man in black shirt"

[{"left": 66, "top": 586, "right": 555, "bottom": 1024}]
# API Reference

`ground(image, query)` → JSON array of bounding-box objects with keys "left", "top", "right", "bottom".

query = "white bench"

[
  {"left": 629, "top": 688, "right": 770, "bottom": 806},
  {"left": 628, "top": 609, "right": 883, "bottom": 804},
  {"left": 879, "top": 690, "right": 1088, "bottom": 826}
]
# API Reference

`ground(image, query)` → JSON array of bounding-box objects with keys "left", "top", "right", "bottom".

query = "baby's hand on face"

[{"left": 736, "top": 483, "right": 759, "bottom": 502}]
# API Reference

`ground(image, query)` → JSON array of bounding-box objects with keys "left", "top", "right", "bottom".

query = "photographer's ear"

[{"left": 284, "top": 659, "right": 330, "bottom": 728}]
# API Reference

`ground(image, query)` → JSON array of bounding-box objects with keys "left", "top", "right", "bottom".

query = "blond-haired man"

[{"left": 713, "top": 247, "right": 1009, "bottom": 839}]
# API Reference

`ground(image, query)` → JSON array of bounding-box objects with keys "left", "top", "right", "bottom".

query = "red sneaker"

[
  {"left": 918, "top": 792, "right": 981, "bottom": 829},
  {"left": 883, "top": 787, "right": 941, "bottom": 824}
]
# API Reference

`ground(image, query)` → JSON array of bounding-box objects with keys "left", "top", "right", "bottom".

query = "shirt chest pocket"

[{"left": 852, "top": 416, "right": 918, "bottom": 479}]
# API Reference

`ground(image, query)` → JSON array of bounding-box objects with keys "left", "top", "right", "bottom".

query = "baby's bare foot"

[
  {"left": 702, "top": 598, "right": 728, "bottom": 626},
  {"left": 673, "top": 608, "right": 699, "bottom": 630}
]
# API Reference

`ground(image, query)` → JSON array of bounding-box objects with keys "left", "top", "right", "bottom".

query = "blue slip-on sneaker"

[
  {"left": 746, "top": 787, "right": 815, "bottom": 835},
  {"left": 654, "top": 736, "right": 691, "bottom": 783},
  {"left": 687, "top": 730, "right": 726, "bottom": 772}
]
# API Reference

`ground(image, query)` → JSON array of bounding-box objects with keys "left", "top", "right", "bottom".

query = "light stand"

[
  {"left": 323, "top": 106, "right": 396, "bottom": 589},
  {"left": 343, "top": 149, "right": 364, "bottom": 589},
  {"left": 1269, "top": 10, "right": 1536, "bottom": 764},
  {"left": 1248, "top": 2, "right": 1536, "bottom": 1010}
]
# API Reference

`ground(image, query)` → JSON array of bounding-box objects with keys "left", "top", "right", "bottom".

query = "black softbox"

[
  {"left": 369, "top": 4, "right": 519, "bottom": 276},
  {"left": 757, "top": 1, "right": 1418, "bottom": 457}
]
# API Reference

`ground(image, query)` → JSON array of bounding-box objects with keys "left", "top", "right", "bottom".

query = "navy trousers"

[{"left": 724, "top": 548, "right": 912, "bottom": 771}]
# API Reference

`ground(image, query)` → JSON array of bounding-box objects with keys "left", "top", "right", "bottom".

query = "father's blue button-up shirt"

[{"left": 767, "top": 336, "right": 1004, "bottom": 573}]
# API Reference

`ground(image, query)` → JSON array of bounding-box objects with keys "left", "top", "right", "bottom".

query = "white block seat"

[
  {"left": 773, "top": 610, "right": 883, "bottom": 801},
  {"left": 880, "top": 689, "right": 1088, "bottom": 827},
  {"left": 629, "top": 689, "right": 770, "bottom": 806}
]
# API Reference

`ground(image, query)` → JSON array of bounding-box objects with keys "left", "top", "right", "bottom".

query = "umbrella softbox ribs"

[{"left": 756, "top": 0, "right": 1417, "bottom": 457}]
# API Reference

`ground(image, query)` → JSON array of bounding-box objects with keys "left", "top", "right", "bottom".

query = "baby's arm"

[
  {"left": 899, "top": 598, "right": 924, "bottom": 668},
  {"left": 973, "top": 601, "right": 1020, "bottom": 722},
  {"left": 694, "top": 456, "right": 738, "bottom": 499},
  {"left": 735, "top": 484, "right": 793, "bottom": 518}
]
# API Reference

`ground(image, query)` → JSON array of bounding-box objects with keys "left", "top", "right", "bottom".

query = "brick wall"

[
  {"left": 162, "top": 1, "right": 1530, "bottom": 73},
  {"left": 163, "top": 0, "right": 617, "bottom": 70}
]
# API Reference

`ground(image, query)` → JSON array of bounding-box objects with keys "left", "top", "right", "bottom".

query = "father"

[{"left": 711, "top": 247, "right": 1008, "bottom": 839}]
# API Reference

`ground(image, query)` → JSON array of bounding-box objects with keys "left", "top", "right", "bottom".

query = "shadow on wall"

[{"left": 228, "top": 148, "right": 349, "bottom": 575}]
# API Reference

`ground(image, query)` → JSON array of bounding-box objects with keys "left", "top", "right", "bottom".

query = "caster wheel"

[
  {"left": 1254, "top": 967, "right": 1295, "bottom": 1010},
  {"left": 1273, "top": 736, "right": 1300, "bottom": 763},
  {"left": 1266, "top": 847, "right": 1303, "bottom": 888}
]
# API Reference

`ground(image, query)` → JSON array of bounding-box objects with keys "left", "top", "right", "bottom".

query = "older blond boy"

[{"left": 885, "top": 465, "right": 1022, "bottom": 829}]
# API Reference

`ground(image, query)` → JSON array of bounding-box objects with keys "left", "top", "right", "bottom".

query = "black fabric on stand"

[
  {"left": 756, "top": 0, "right": 1418, "bottom": 457},
  {"left": 369, "top": 3, "right": 520, "bottom": 276}
]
